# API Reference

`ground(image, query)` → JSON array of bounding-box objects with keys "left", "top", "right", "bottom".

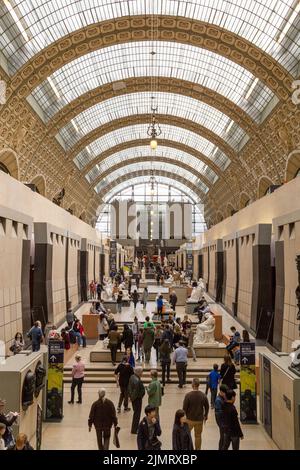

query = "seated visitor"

[
  {"left": 226, "top": 326, "right": 241, "bottom": 357},
  {"left": 12, "top": 433, "right": 34, "bottom": 451},
  {"left": 10, "top": 332, "right": 24, "bottom": 355}
]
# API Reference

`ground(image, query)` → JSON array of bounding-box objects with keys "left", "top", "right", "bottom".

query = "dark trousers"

[
  {"left": 157, "top": 307, "right": 163, "bottom": 317},
  {"left": 210, "top": 388, "right": 217, "bottom": 408},
  {"left": 95, "top": 428, "right": 111, "bottom": 450},
  {"left": 82, "top": 335, "right": 87, "bottom": 348},
  {"left": 176, "top": 362, "right": 187, "bottom": 387},
  {"left": 144, "top": 347, "right": 151, "bottom": 362},
  {"left": 118, "top": 386, "right": 129, "bottom": 409},
  {"left": 70, "top": 377, "right": 84, "bottom": 403},
  {"left": 223, "top": 434, "right": 240, "bottom": 450},
  {"left": 131, "top": 397, "right": 143, "bottom": 434},
  {"left": 171, "top": 303, "right": 176, "bottom": 312},
  {"left": 215, "top": 415, "right": 225, "bottom": 450},
  {"left": 161, "top": 361, "right": 171, "bottom": 385},
  {"left": 32, "top": 341, "right": 40, "bottom": 352},
  {"left": 110, "top": 344, "right": 118, "bottom": 363}
]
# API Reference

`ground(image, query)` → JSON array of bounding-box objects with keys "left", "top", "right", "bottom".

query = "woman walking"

[
  {"left": 116, "top": 290, "right": 123, "bottom": 314},
  {"left": 220, "top": 355, "right": 237, "bottom": 390},
  {"left": 68, "top": 353, "right": 85, "bottom": 404},
  {"left": 108, "top": 324, "right": 121, "bottom": 366},
  {"left": 131, "top": 290, "right": 140, "bottom": 312},
  {"left": 159, "top": 339, "right": 172, "bottom": 386},
  {"left": 132, "top": 317, "right": 139, "bottom": 356},
  {"left": 172, "top": 410, "right": 194, "bottom": 450},
  {"left": 122, "top": 324, "right": 134, "bottom": 350},
  {"left": 142, "top": 287, "right": 148, "bottom": 312}
]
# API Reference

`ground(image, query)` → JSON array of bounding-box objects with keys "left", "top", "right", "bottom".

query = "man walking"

[
  {"left": 114, "top": 356, "right": 134, "bottom": 413},
  {"left": 128, "top": 366, "right": 145, "bottom": 434},
  {"left": 222, "top": 389, "right": 244, "bottom": 450},
  {"left": 143, "top": 325, "right": 155, "bottom": 363},
  {"left": 183, "top": 378, "right": 209, "bottom": 450},
  {"left": 146, "top": 370, "right": 162, "bottom": 418},
  {"left": 172, "top": 340, "right": 188, "bottom": 388},
  {"left": 215, "top": 384, "right": 228, "bottom": 450},
  {"left": 88, "top": 389, "right": 118, "bottom": 450},
  {"left": 169, "top": 291, "right": 178, "bottom": 312}
]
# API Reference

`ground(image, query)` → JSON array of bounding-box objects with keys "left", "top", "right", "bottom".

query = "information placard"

[
  {"left": 239, "top": 342, "right": 257, "bottom": 424},
  {"left": 46, "top": 340, "right": 64, "bottom": 421}
]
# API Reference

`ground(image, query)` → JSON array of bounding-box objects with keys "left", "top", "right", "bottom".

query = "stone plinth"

[
  {"left": 193, "top": 343, "right": 226, "bottom": 358},
  {"left": 185, "top": 301, "right": 199, "bottom": 314},
  {"left": 103, "top": 300, "right": 117, "bottom": 313},
  {"left": 168, "top": 286, "right": 187, "bottom": 305},
  {"left": 90, "top": 341, "right": 123, "bottom": 362}
]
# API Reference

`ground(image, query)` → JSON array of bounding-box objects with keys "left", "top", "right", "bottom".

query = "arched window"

[{"left": 0, "top": 161, "right": 10, "bottom": 175}]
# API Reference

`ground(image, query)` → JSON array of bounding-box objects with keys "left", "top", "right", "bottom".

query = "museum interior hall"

[{"left": 0, "top": 0, "right": 300, "bottom": 454}]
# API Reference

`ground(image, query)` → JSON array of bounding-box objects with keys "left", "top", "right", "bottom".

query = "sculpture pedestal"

[
  {"left": 103, "top": 300, "right": 117, "bottom": 313},
  {"left": 90, "top": 341, "right": 123, "bottom": 362},
  {"left": 168, "top": 286, "right": 187, "bottom": 305},
  {"left": 193, "top": 343, "right": 226, "bottom": 358},
  {"left": 185, "top": 301, "right": 199, "bottom": 314}
]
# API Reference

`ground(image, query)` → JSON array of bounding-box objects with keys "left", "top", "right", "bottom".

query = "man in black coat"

[
  {"left": 137, "top": 405, "right": 162, "bottom": 450},
  {"left": 88, "top": 389, "right": 118, "bottom": 450},
  {"left": 222, "top": 389, "right": 244, "bottom": 450}
]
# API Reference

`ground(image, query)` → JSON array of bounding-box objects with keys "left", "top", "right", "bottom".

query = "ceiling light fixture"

[
  {"left": 147, "top": 105, "right": 162, "bottom": 150},
  {"left": 245, "top": 77, "right": 259, "bottom": 100},
  {"left": 47, "top": 77, "right": 60, "bottom": 99},
  {"left": 4, "top": 0, "right": 29, "bottom": 42}
]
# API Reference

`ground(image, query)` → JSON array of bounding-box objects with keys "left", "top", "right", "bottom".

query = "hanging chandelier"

[{"left": 147, "top": 105, "right": 162, "bottom": 150}]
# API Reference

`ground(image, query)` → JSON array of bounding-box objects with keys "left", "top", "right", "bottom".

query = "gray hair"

[
  {"left": 98, "top": 388, "right": 106, "bottom": 400},
  {"left": 134, "top": 366, "right": 143, "bottom": 377}
]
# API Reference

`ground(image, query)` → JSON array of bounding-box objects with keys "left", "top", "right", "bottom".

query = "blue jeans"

[{"left": 73, "top": 332, "right": 82, "bottom": 346}]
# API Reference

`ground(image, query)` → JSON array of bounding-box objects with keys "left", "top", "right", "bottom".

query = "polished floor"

[{"left": 42, "top": 297, "right": 277, "bottom": 450}]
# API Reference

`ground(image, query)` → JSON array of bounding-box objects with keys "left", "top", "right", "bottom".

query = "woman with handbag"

[
  {"left": 137, "top": 405, "right": 162, "bottom": 450},
  {"left": 10, "top": 332, "right": 24, "bottom": 355},
  {"left": 97, "top": 313, "right": 109, "bottom": 340},
  {"left": 220, "top": 355, "right": 237, "bottom": 390}
]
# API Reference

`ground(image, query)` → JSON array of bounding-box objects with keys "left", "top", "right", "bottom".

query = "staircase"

[{"left": 63, "top": 364, "right": 240, "bottom": 385}]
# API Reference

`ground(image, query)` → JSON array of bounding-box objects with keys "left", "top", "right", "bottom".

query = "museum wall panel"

[
  {"left": 223, "top": 234, "right": 238, "bottom": 316},
  {"left": 273, "top": 210, "right": 300, "bottom": 352},
  {"left": 0, "top": 205, "right": 32, "bottom": 354},
  {"left": 67, "top": 234, "right": 81, "bottom": 310}
]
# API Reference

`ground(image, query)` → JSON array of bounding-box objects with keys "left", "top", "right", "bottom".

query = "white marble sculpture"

[
  {"left": 164, "top": 257, "right": 168, "bottom": 267},
  {"left": 187, "top": 284, "right": 203, "bottom": 302},
  {"left": 198, "top": 278, "right": 206, "bottom": 292},
  {"left": 103, "top": 280, "right": 113, "bottom": 301},
  {"left": 141, "top": 267, "right": 146, "bottom": 281},
  {"left": 193, "top": 312, "right": 217, "bottom": 345}
]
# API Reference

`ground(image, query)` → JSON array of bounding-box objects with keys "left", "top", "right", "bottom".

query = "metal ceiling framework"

[{"left": 0, "top": 3, "right": 298, "bottom": 224}]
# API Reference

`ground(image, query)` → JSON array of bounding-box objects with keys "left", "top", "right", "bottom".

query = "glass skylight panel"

[
  {"left": 74, "top": 123, "right": 230, "bottom": 170},
  {"left": 103, "top": 176, "right": 201, "bottom": 204},
  {"left": 94, "top": 162, "right": 209, "bottom": 195},
  {"left": 85, "top": 145, "right": 218, "bottom": 184},
  {"left": 32, "top": 41, "right": 273, "bottom": 123},
  {"left": 1, "top": 1, "right": 299, "bottom": 77},
  {"left": 59, "top": 92, "right": 246, "bottom": 152}
]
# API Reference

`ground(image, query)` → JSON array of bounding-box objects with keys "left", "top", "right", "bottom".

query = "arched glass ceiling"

[
  {"left": 86, "top": 145, "right": 218, "bottom": 185},
  {"left": 94, "top": 162, "right": 209, "bottom": 195},
  {"left": 32, "top": 41, "right": 274, "bottom": 122},
  {"left": 74, "top": 123, "right": 230, "bottom": 171},
  {"left": 103, "top": 175, "right": 201, "bottom": 204},
  {"left": 59, "top": 92, "right": 247, "bottom": 151},
  {"left": 1, "top": 1, "right": 299, "bottom": 75}
]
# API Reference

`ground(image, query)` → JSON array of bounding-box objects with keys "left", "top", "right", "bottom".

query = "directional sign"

[
  {"left": 239, "top": 341, "right": 257, "bottom": 424},
  {"left": 46, "top": 340, "right": 64, "bottom": 421}
]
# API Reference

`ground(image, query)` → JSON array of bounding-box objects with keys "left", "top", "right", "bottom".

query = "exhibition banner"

[
  {"left": 186, "top": 242, "right": 193, "bottom": 277},
  {"left": 46, "top": 340, "right": 64, "bottom": 421},
  {"left": 110, "top": 240, "right": 117, "bottom": 276},
  {"left": 239, "top": 342, "right": 257, "bottom": 423}
]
